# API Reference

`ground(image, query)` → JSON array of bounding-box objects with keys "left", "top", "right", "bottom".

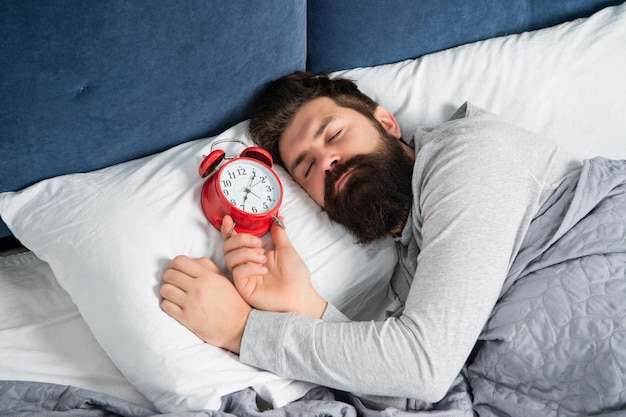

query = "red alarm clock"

[{"left": 199, "top": 146, "right": 284, "bottom": 236}]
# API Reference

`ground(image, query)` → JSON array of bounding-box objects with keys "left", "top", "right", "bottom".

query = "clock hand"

[
  {"left": 247, "top": 190, "right": 261, "bottom": 199},
  {"left": 250, "top": 178, "right": 265, "bottom": 189},
  {"left": 241, "top": 171, "right": 263, "bottom": 205},
  {"left": 240, "top": 171, "right": 256, "bottom": 211},
  {"left": 247, "top": 170, "right": 256, "bottom": 188}
]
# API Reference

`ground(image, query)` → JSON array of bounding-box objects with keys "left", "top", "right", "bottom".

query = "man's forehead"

[
  {"left": 278, "top": 98, "right": 332, "bottom": 160},
  {"left": 283, "top": 97, "right": 338, "bottom": 136},
  {"left": 278, "top": 120, "right": 308, "bottom": 174},
  {"left": 278, "top": 112, "right": 307, "bottom": 157}
]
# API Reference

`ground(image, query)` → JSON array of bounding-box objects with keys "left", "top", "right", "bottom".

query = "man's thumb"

[{"left": 269, "top": 216, "right": 291, "bottom": 248}]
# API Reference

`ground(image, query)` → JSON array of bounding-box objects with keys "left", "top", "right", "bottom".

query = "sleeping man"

[{"left": 160, "top": 71, "right": 626, "bottom": 414}]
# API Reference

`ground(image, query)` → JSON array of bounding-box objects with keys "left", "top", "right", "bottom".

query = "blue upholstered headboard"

[
  {"left": 0, "top": 1, "right": 306, "bottom": 240},
  {"left": 306, "top": 0, "right": 624, "bottom": 73},
  {"left": 1, "top": 0, "right": 620, "bottom": 241}
]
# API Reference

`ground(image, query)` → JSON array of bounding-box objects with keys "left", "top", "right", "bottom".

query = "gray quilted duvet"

[
  {"left": 1, "top": 157, "right": 625, "bottom": 416},
  {"left": 468, "top": 157, "right": 626, "bottom": 416}
]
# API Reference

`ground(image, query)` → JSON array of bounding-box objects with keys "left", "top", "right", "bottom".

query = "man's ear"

[{"left": 373, "top": 106, "right": 402, "bottom": 139}]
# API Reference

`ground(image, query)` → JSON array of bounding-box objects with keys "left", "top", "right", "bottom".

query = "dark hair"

[{"left": 248, "top": 71, "right": 379, "bottom": 167}]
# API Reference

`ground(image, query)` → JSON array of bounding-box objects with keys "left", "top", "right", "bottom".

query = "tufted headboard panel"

[
  {"left": 0, "top": 0, "right": 306, "bottom": 238},
  {"left": 306, "top": 0, "right": 623, "bottom": 73}
]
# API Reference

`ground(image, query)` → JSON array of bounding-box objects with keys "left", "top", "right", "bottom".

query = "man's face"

[{"left": 279, "top": 97, "right": 414, "bottom": 243}]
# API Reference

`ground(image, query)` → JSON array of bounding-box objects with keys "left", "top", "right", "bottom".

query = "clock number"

[
  {"left": 221, "top": 179, "right": 232, "bottom": 188},
  {"left": 237, "top": 167, "right": 247, "bottom": 176},
  {"left": 251, "top": 206, "right": 258, "bottom": 213},
  {"left": 227, "top": 172, "right": 237, "bottom": 180}
]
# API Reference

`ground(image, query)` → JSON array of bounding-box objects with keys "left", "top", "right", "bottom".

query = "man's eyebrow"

[{"left": 289, "top": 115, "right": 336, "bottom": 175}]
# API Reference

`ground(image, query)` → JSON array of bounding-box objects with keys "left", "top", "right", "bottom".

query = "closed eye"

[
  {"left": 328, "top": 130, "right": 342, "bottom": 143},
  {"left": 304, "top": 160, "right": 314, "bottom": 178}
]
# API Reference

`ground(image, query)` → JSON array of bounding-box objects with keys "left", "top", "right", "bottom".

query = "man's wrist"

[
  {"left": 225, "top": 305, "right": 251, "bottom": 354},
  {"left": 301, "top": 295, "right": 327, "bottom": 319}
]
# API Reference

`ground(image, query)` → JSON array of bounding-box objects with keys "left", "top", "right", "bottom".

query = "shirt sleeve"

[
  {"left": 320, "top": 302, "right": 350, "bottom": 322},
  {"left": 240, "top": 114, "right": 565, "bottom": 403}
]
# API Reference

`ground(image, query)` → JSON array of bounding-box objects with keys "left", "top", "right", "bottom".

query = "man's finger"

[
  {"left": 231, "top": 265, "right": 265, "bottom": 298},
  {"left": 162, "top": 267, "right": 193, "bottom": 289},
  {"left": 169, "top": 255, "right": 219, "bottom": 277},
  {"left": 269, "top": 216, "right": 292, "bottom": 249},
  {"left": 224, "top": 248, "right": 266, "bottom": 271},
  {"left": 221, "top": 215, "right": 237, "bottom": 239},
  {"left": 160, "top": 298, "right": 184, "bottom": 318},
  {"left": 160, "top": 281, "right": 187, "bottom": 305},
  {"left": 222, "top": 232, "right": 263, "bottom": 255}
]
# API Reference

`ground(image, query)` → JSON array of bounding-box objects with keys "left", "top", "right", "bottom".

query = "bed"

[{"left": 1, "top": 1, "right": 626, "bottom": 416}]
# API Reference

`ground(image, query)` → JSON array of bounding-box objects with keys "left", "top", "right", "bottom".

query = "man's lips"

[{"left": 334, "top": 168, "right": 354, "bottom": 192}]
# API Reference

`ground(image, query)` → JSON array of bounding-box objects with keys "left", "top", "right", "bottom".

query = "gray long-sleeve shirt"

[{"left": 239, "top": 103, "right": 581, "bottom": 404}]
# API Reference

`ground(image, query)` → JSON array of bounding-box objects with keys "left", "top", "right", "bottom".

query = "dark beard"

[{"left": 324, "top": 133, "right": 414, "bottom": 244}]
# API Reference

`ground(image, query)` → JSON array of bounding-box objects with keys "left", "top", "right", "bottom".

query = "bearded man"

[{"left": 160, "top": 71, "right": 626, "bottom": 411}]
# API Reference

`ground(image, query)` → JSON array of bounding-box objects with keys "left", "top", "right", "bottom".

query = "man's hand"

[
  {"left": 160, "top": 255, "right": 251, "bottom": 353},
  {"left": 221, "top": 215, "right": 327, "bottom": 319}
]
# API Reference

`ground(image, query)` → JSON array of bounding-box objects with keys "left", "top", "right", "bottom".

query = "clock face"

[{"left": 218, "top": 159, "right": 281, "bottom": 214}]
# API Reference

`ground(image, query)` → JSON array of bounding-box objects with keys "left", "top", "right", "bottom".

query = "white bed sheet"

[{"left": 0, "top": 251, "right": 154, "bottom": 410}]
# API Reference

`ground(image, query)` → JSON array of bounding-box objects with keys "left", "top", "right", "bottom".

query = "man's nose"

[{"left": 322, "top": 157, "right": 339, "bottom": 174}]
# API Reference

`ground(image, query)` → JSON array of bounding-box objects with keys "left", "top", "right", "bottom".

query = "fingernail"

[
  {"left": 272, "top": 215, "right": 286, "bottom": 230},
  {"left": 226, "top": 222, "right": 236, "bottom": 237}
]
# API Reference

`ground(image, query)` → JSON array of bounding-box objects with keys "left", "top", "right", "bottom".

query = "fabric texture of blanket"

[{"left": 469, "top": 157, "right": 626, "bottom": 416}]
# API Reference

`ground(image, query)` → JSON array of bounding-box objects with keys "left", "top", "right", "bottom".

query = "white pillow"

[
  {"left": 335, "top": 3, "right": 626, "bottom": 161},
  {"left": 0, "top": 121, "right": 397, "bottom": 412}
]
